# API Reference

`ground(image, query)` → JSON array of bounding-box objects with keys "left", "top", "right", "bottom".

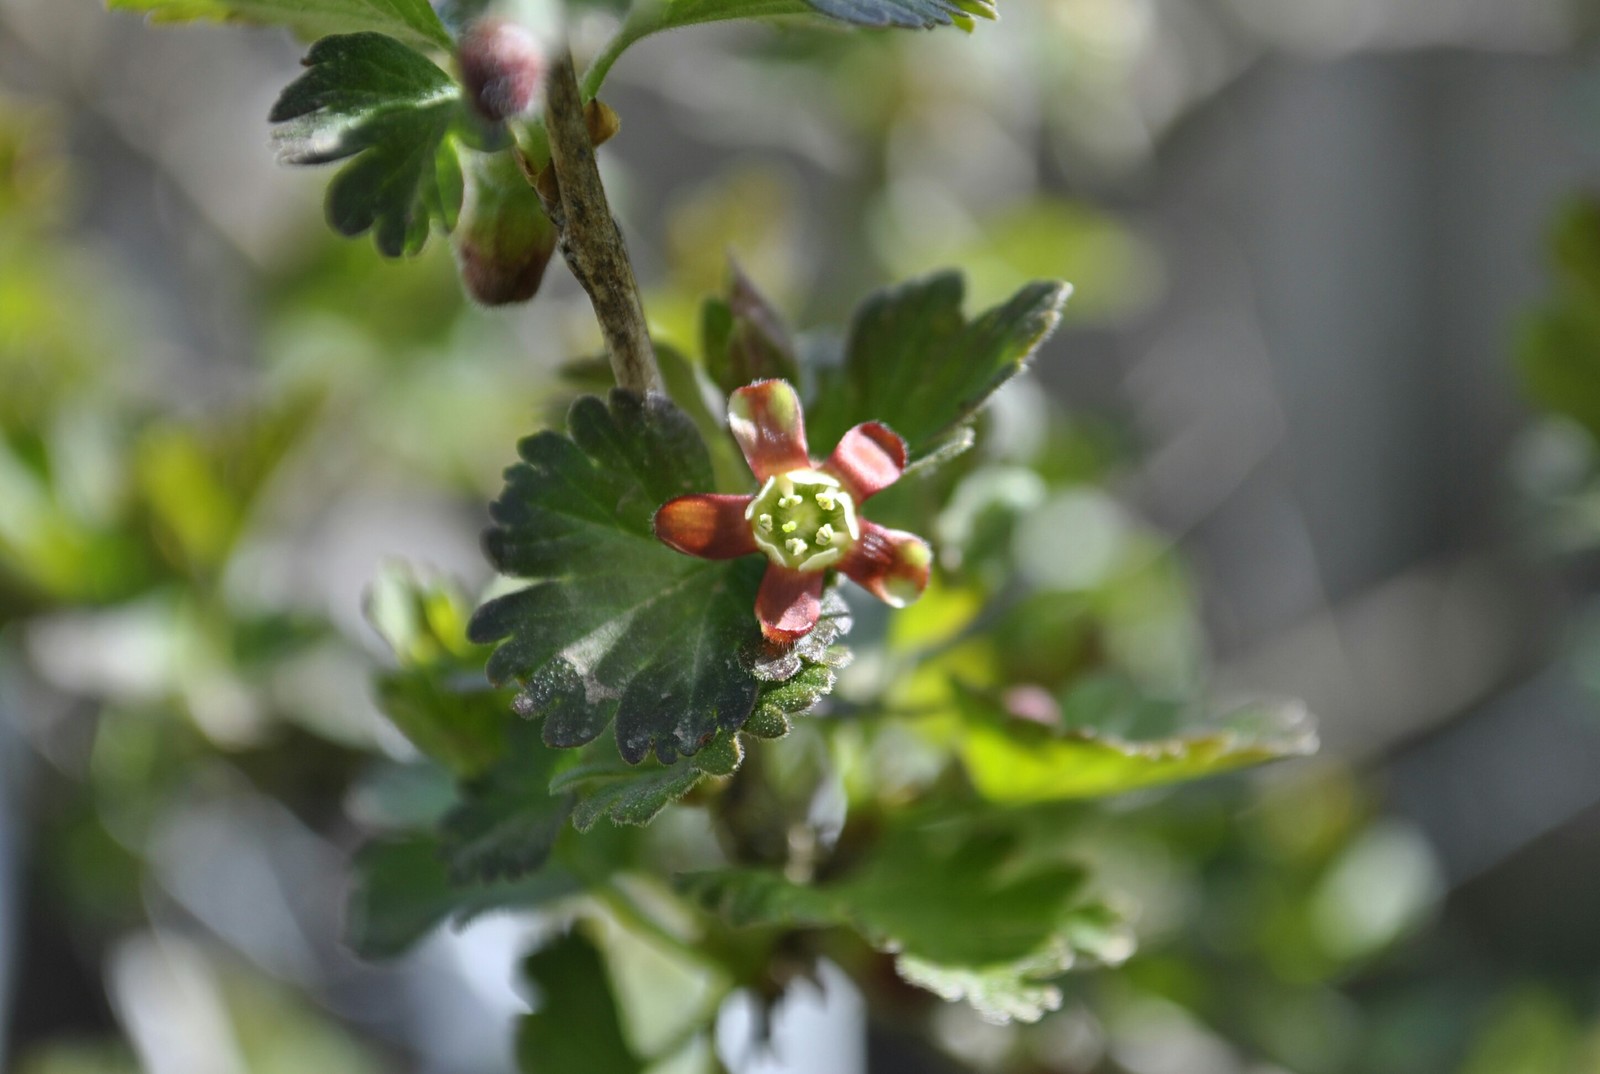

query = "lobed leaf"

[
  {"left": 270, "top": 33, "right": 466, "bottom": 257},
  {"left": 468, "top": 391, "right": 771, "bottom": 765},
  {"left": 680, "top": 811, "right": 1127, "bottom": 1023},
  {"left": 805, "top": 272, "right": 1070, "bottom": 461},
  {"left": 553, "top": 732, "right": 744, "bottom": 831},
  {"left": 107, "top": 0, "right": 454, "bottom": 50}
]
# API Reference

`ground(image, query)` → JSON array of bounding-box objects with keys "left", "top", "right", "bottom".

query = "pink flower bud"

[{"left": 457, "top": 18, "right": 544, "bottom": 123}]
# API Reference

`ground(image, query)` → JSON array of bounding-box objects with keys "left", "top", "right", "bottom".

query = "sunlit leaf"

[
  {"left": 469, "top": 391, "right": 774, "bottom": 764},
  {"left": 106, "top": 0, "right": 453, "bottom": 50},
  {"left": 270, "top": 33, "right": 466, "bottom": 257},
  {"left": 957, "top": 678, "right": 1318, "bottom": 802},
  {"left": 805, "top": 272, "right": 1070, "bottom": 461}
]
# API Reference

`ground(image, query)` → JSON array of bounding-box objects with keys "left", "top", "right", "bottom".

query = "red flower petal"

[
  {"left": 824, "top": 422, "right": 907, "bottom": 503},
  {"left": 728, "top": 379, "right": 810, "bottom": 481},
  {"left": 653, "top": 494, "right": 758, "bottom": 559},
  {"left": 756, "top": 564, "right": 825, "bottom": 641},
  {"left": 839, "top": 521, "right": 932, "bottom": 608}
]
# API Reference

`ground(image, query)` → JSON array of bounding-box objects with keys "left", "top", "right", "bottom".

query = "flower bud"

[
  {"left": 453, "top": 150, "right": 557, "bottom": 306},
  {"left": 457, "top": 17, "right": 544, "bottom": 123}
]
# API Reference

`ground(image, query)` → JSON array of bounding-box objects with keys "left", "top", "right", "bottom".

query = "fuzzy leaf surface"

[
  {"left": 107, "top": 0, "right": 453, "bottom": 50},
  {"left": 469, "top": 391, "right": 774, "bottom": 765},
  {"left": 270, "top": 33, "right": 465, "bottom": 257},
  {"left": 805, "top": 272, "right": 1069, "bottom": 459},
  {"left": 552, "top": 731, "right": 744, "bottom": 831}
]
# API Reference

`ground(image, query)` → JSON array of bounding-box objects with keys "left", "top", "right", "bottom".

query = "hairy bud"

[
  {"left": 454, "top": 150, "right": 557, "bottom": 306},
  {"left": 457, "top": 17, "right": 544, "bottom": 122}
]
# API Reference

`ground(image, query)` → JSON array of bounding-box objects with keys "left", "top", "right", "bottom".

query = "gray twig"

[{"left": 542, "top": 47, "right": 661, "bottom": 395}]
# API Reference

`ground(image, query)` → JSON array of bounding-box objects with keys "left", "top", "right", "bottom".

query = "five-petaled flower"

[{"left": 653, "top": 379, "right": 932, "bottom": 642}]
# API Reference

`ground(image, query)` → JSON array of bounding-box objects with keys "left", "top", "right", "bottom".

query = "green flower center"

[{"left": 747, "top": 469, "right": 859, "bottom": 571}]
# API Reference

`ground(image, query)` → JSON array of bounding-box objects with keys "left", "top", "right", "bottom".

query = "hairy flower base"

[{"left": 747, "top": 470, "right": 859, "bottom": 571}]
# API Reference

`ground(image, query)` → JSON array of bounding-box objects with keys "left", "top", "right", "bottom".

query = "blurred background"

[{"left": 5, "top": 0, "right": 1600, "bottom": 1070}]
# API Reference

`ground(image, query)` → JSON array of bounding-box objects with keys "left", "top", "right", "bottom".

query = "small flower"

[{"left": 653, "top": 379, "right": 933, "bottom": 642}]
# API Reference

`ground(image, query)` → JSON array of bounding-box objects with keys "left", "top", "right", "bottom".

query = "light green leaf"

[
  {"left": 366, "top": 567, "right": 509, "bottom": 777},
  {"left": 957, "top": 678, "right": 1319, "bottom": 802},
  {"left": 518, "top": 931, "right": 645, "bottom": 1074},
  {"left": 805, "top": 272, "right": 1070, "bottom": 461},
  {"left": 107, "top": 0, "right": 453, "bottom": 50},
  {"left": 681, "top": 811, "right": 1127, "bottom": 1023},
  {"left": 469, "top": 391, "right": 773, "bottom": 765},
  {"left": 270, "top": 33, "right": 466, "bottom": 257}
]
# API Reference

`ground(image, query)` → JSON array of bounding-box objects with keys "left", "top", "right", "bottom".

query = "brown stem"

[{"left": 542, "top": 47, "right": 661, "bottom": 395}]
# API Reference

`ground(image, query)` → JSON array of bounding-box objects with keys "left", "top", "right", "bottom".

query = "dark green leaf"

[
  {"left": 743, "top": 587, "right": 853, "bottom": 737},
  {"left": 957, "top": 678, "right": 1319, "bottom": 802},
  {"left": 805, "top": 272, "right": 1070, "bottom": 460},
  {"left": 553, "top": 732, "right": 743, "bottom": 831},
  {"left": 518, "top": 930, "right": 645, "bottom": 1074},
  {"left": 681, "top": 810, "right": 1127, "bottom": 1023},
  {"left": 440, "top": 727, "right": 575, "bottom": 882},
  {"left": 469, "top": 391, "right": 769, "bottom": 764},
  {"left": 345, "top": 834, "right": 580, "bottom": 959},
  {"left": 106, "top": 0, "right": 454, "bottom": 49},
  {"left": 271, "top": 33, "right": 466, "bottom": 257}
]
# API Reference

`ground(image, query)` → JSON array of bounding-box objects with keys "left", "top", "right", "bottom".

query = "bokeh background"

[{"left": 4, "top": 0, "right": 1600, "bottom": 1070}]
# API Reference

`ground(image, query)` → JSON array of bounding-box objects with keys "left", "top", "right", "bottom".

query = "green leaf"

[
  {"left": 518, "top": 930, "right": 645, "bottom": 1074},
  {"left": 345, "top": 834, "right": 581, "bottom": 959},
  {"left": 957, "top": 678, "right": 1319, "bottom": 802},
  {"left": 270, "top": 33, "right": 466, "bottom": 258},
  {"left": 681, "top": 811, "right": 1126, "bottom": 1023},
  {"left": 553, "top": 732, "right": 744, "bottom": 831},
  {"left": 366, "top": 566, "right": 509, "bottom": 777},
  {"left": 743, "top": 587, "right": 853, "bottom": 738},
  {"left": 1519, "top": 197, "right": 1600, "bottom": 440},
  {"left": 803, "top": 0, "right": 994, "bottom": 29},
  {"left": 375, "top": 672, "right": 511, "bottom": 777},
  {"left": 440, "top": 728, "right": 575, "bottom": 882},
  {"left": 702, "top": 264, "right": 801, "bottom": 398},
  {"left": 107, "top": 0, "right": 453, "bottom": 50},
  {"left": 468, "top": 391, "right": 770, "bottom": 765},
  {"left": 805, "top": 272, "right": 1070, "bottom": 461}
]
